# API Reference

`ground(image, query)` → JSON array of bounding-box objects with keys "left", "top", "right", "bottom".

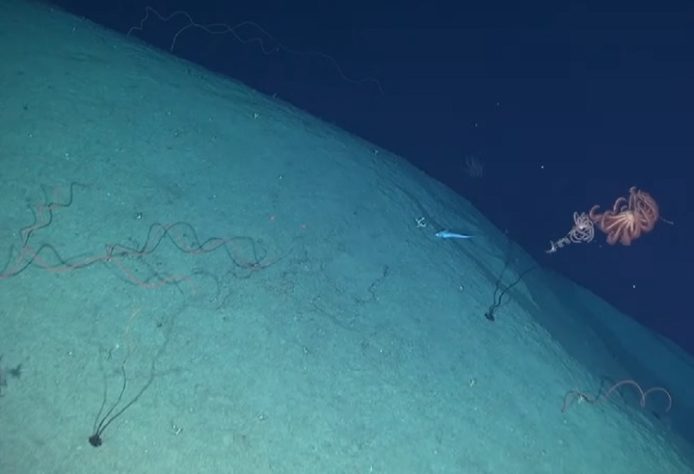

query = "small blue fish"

[{"left": 435, "top": 230, "right": 473, "bottom": 240}]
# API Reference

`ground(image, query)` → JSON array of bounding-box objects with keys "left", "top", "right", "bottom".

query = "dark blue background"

[{"left": 45, "top": 0, "right": 694, "bottom": 354}]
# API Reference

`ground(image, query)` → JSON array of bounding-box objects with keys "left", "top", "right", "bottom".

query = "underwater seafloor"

[{"left": 1, "top": 1, "right": 693, "bottom": 472}]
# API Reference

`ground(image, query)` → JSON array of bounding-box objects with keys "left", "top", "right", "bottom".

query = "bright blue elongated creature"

[{"left": 434, "top": 230, "right": 473, "bottom": 240}]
